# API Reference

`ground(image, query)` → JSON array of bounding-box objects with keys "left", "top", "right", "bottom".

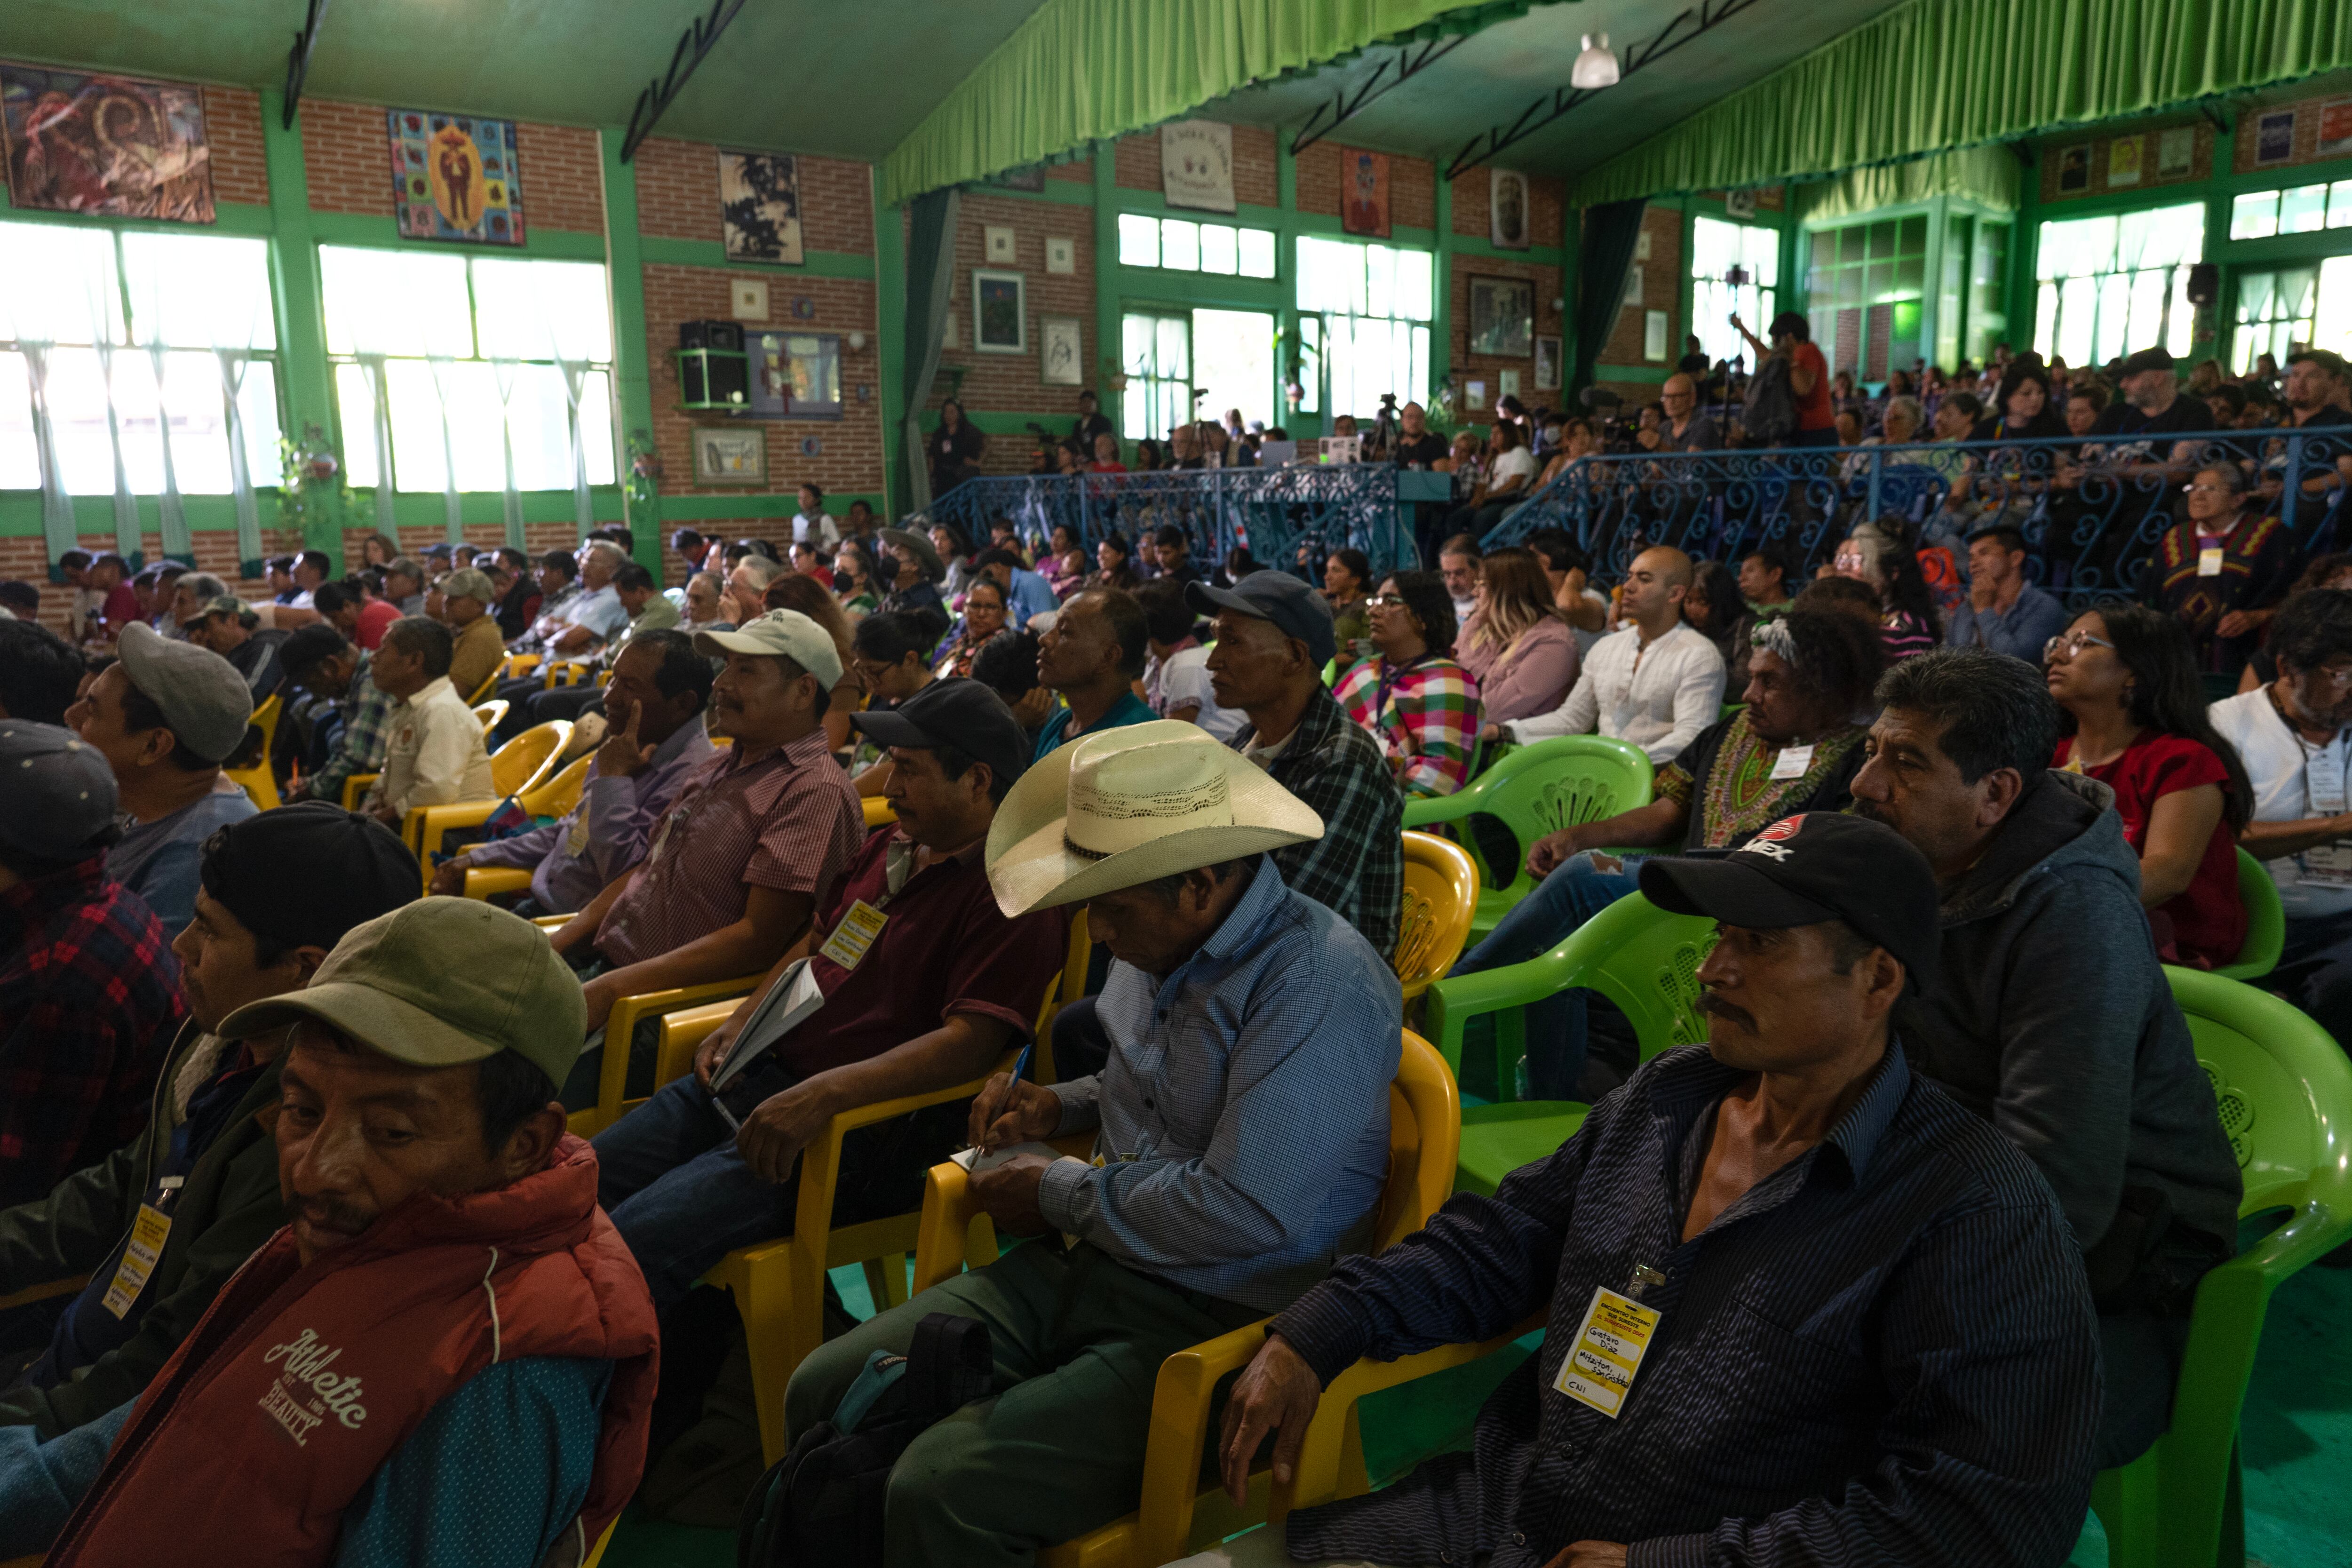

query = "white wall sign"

[{"left": 1161, "top": 120, "right": 1236, "bottom": 213}]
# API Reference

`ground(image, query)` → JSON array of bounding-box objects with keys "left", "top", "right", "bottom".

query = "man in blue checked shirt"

[
  {"left": 782, "top": 720, "right": 1399, "bottom": 1568},
  {"left": 1191, "top": 813, "right": 2101, "bottom": 1568}
]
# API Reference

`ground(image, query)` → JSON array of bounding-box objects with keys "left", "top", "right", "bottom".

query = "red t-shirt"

[
  {"left": 2052, "top": 730, "right": 2244, "bottom": 969},
  {"left": 1791, "top": 340, "right": 1834, "bottom": 431},
  {"left": 96, "top": 582, "right": 141, "bottom": 639},
  {"left": 354, "top": 598, "right": 400, "bottom": 651}
]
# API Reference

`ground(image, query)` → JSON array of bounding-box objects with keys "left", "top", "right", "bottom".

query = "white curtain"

[
  {"left": 490, "top": 358, "right": 526, "bottom": 549},
  {"left": 21, "top": 344, "right": 78, "bottom": 566},
  {"left": 359, "top": 355, "right": 399, "bottom": 541},
  {"left": 145, "top": 338, "right": 191, "bottom": 560},
  {"left": 215, "top": 349, "right": 266, "bottom": 570},
  {"left": 426, "top": 356, "right": 464, "bottom": 544},
  {"left": 556, "top": 357, "right": 597, "bottom": 542}
]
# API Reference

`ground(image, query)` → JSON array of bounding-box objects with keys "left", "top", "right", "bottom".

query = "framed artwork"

[
  {"left": 1160, "top": 119, "right": 1235, "bottom": 213},
  {"left": 1644, "top": 311, "right": 1669, "bottom": 362},
  {"left": 1534, "top": 335, "right": 1562, "bottom": 391},
  {"left": 2320, "top": 100, "right": 2352, "bottom": 159},
  {"left": 2156, "top": 126, "right": 2196, "bottom": 177},
  {"left": 1468, "top": 275, "right": 1535, "bottom": 358},
  {"left": 1040, "top": 316, "right": 1083, "bottom": 385},
  {"left": 2107, "top": 135, "right": 2142, "bottom": 187},
  {"left": 1340, "top": 147, "right": 1391, "bottom": 238},
  {"left": 1724, "top": 188, "right": 1756, "bottom": 218},
  {"left": 746, "top": 331, "right": 842, "bottom": 420},
  {"left": 985, "top": 224, "right": 1017, "bottom": 264},
  {"left": 1623, "top": 265, "right": 1644, "bottom": 306},
  {"left": 731, "top": 278, "right": 770, "bottom": 319},
  {"left": 1, "top": 64, "right": 215, "bottom": 222},
  {"left": 1464, "top": 380, "right": 1487, "bottom": 411},
  {"left": 989, "top": 165, "right": 1046, "bottom": 191},
  {"left": 1634, "top": 230, "right": 1651, "bottom": 262},
  {"left": 1490, "top": 168, "right": 1530, "bottom": 249},
  {"left": 2256, "top": 111, "right": 2296, "bottom": 166},
  {"left": 1046, "top": 236, "right": 1075, "bottom": 274},
  {"left": 1499, "top": 369, "right": 1522, "bottom": 401},
  {"left": 972, "top": 269, "right": 1026, "bottom": 354},
  {"left": 2057, "top": 143, "right": 2090, "bottom": 193},
  {"left": 720, "top": 150, "right": 803, "bottom": 264},
  {"left": 692, "top": 426, "right": 766, "bottom": 486},
  {"left": 389, "top": 109, "right": 523, "bottom": 244}
]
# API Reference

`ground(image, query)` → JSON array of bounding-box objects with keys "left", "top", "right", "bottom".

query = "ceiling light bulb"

[{"left": 1572, "top": 32, "right": 1620, "bottom": 90}]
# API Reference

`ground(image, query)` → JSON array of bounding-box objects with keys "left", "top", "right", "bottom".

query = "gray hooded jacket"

[{"left": 1895, "top": 770, "right": 2242, "bottom": 1269}]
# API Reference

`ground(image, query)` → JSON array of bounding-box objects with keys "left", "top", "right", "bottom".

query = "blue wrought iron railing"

[
  {"left": 925, "top": 463, "right": 1442, "bottom": 580},
  {"left": 1484, "top": 428, "right": 2349, "bottom": 609}
]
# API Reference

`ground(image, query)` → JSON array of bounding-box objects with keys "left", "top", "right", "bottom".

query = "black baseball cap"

[
  {"left": 2119, "top": 346, "right": 2176, "bottom": 377},
  {"left": 1637, "top": 812, "right": 1940, "bottom": 994},
  {"left": 197, "top": 802, "right": 419, "bottom": 953},
  {"left": 851, "top": 677, "right": 1031, "bottom": 795},
  {"left": 1186, "top": 570, "right": 1337, "bottom": 668}
]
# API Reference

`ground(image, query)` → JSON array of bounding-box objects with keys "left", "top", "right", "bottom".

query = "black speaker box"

[
  {"left": 681, "top": 350, "right": 748, "bottom": 406},
  {"left": 680, "top": 319, "right": 745, "bottom": 352},
  {"left": 2186, "top": 262, "right": 2219, "bottom": 308}
]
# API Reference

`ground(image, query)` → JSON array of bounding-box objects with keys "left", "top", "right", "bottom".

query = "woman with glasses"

[
  {"left": 1332, "top": 570, "right": 1483, "bottom": 797},
  {"left": 848, "top": 607, "right": 948, "bottom": 794},
  {"left": 2046, "top": 602, "right": 2251, "bottom": 968},
  {"left": 1831, "top": 518, "right": 1941, "bottom": 660},
  {"left": 2137, "top": 462, "right": 2296, "bottom": 678},
  {"left": 932, "top": 574, "right": 1009, "bottom": 680}
]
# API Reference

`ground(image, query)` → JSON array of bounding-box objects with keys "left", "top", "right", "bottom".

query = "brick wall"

[
  {"left": 1453, "top": 168, "right": 1567, "bottom": 249},
  {"left": 1113, "top": 125, "right": 1275, "bottom": 208},
  {"left": 933, "top": 191, "right": 1099, "bottom": 473},
  {"left": 1047, "top": 154, "right": 1093, "bottom": 183},
  {"left": 2231, "top": 92, "right": 2352, "bottom": 176},
  {"left": 516, "top": 122, "right": 604, "bottom": 233},
  {"left": 1, "top": 526, "right": 305, "bottom": 640},
  {"left": 302, "top": 99, "right": 602, "bottom": 231},
  {"left": 203, "top": 86, "right": 271, "bottom": 206},
  {"left": 1393, "top": 154, "right": 1436, "bottom": 233},
  {"left": 2041, "top": 119, "right": 2217, "bottom": 205}
]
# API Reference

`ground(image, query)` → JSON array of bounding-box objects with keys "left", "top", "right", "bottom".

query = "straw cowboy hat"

[{"left": 985, "top": 720, "right": 1322, "bottom": 917}]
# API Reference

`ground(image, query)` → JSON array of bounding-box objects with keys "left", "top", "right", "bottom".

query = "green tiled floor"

[{"left": 607, "top": 1262, "right": 2352, "bottom": 1568}]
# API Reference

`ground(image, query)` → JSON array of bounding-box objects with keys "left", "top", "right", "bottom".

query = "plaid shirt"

[
  {"left": 1334, "top": 652, "right": 1482, "bottom": 797},
  {"left": 0, "top": 859, "right": 187, "bottom": 1208},
  {"left": 1231, "top": 689, "right": 1403, "bottom": 955},
  {"left": 300, "top": 653, "right": 395, "bottom": 804}
]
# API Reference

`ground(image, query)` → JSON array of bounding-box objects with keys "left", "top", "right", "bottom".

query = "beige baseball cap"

[
  {"left": 440, "top": 567, "right": 497, "bottom": 606},
  {"left": 694, "top": 608, "right": 843, "bottom": 688},
  {"left": 218, "top": 897, "right": 587, "bottom": 1090}
]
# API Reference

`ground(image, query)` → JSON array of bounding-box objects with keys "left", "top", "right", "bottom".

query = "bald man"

[
  {"left": 1640, "top": 373, "right": 1723, "bottom": 453},
  {"left": 1486, "top": 544, "right": 1725, "bottom": 763}
]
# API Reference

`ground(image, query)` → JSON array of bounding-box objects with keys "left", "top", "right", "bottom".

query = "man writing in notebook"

[{"left": 591, "top": 678, "right": 1070, "bottom": 1310}]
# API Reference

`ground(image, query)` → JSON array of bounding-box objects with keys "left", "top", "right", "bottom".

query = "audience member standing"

[
  {"left": 1335, "top": 570, "right": 1482, "bottom": 797},
  {"left": 0, "top": 724, "right": 184, "bottom": 1210},
  {"left": 359, "top": 618, "right": 495, "bottom": 828},
  {"left": 1492, "top": 545, "right": 1724, "bottom": 764},
  {"left": 66, "top": 624, "right": 256, "bottom": 933},
  {"left": 1946, "top": 523, "right": 2068, "bottom": 658},
  {"left": 1733, "top": 310, "right": 1835, "bottom": 446},
  {"left": 2045, "top": 604, "right": 2249, "bottom": 968},
  {"left": 1031, "top": 589, "right": 1154, "bottom": 762},
  {"left": 2277, "top": 349, "right": 2352, "bottom": 539}
]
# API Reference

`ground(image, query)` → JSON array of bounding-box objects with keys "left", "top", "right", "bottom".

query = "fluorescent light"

[{"left": 1571, "top": 33, "right": 1619, "bottom": 89}]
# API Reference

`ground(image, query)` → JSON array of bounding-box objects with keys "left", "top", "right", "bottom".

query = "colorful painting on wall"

[
  {"left": 721, "top": 151, "right": 803, "bottom": 264},
  {"left": 1340, "top": 147, "right": 1391, "bottom": 238},
  {"left": 388, "top": 109, "right": 523, "bottom": 245},
  {"left": 0, "top": 64, "right": 215, "bottom": 222}
]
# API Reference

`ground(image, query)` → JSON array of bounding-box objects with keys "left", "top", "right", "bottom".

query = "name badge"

[
  {"left": 1553, "top": 1285, "right": 1661, "bottom": 1419},
  {"left": 563, "top": 810, "right": 592, "bottom": 858},
  {"left": 101, "top": 1202, "right": 175, "bottom": 1320},
  {"left": 2197, "top": 546, "right": 2225, "bottom": 578},
  {"left": 818, "top": 900, "right": 890, "bottom": 970},
  {"left": 1768, "top": 744, "right": 1815, "bottom": 781},
  {"left": 2309, "top": 748, "right": 2346, "bottom": 815}
]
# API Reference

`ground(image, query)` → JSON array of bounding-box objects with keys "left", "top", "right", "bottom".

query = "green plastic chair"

[
  {"left": 1423, "top": 892, "right": 1716, "bottom": 1195},
  {"left": 2210, "top": 847, "right": 2284, "bottom": 983},
  {"left": 1401, "top": 736, "right": 1654, "bottom": 946},
  {"left": 2089, "top": 967, "right": 2352, "bottom": 1568}
]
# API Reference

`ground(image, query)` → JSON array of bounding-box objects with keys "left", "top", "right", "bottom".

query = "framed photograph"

[
  {"left": 2057, "top": 143, "right": 2090, "bottom": 193},
  {"left": 1467, "top": 275, "right": 1534, "bottom": 358},
  {"left": 1465, "top": 380, "right": 1487, "bottom": 412},
  {"left": 1, "top": 64, "right": 215, "bottom": 222},
  {"left": 692, "top": 425, "right": 766, "bottom": 486},
  {"left": 1340, "top": 147, "right": 1391, "bottom": 238},
  {"left": 720, "top": 151, "right": 802, "bottom": 264},
  {"left": 747, "top": 332, "right": 842, "bottom": 420},
  {"left": 1490, "top": 168, "right": 1530, "bottom": 249},
  {"left": 2321, "top": 99, "right": 2352, "bottom": 159},
  {"left": 389, "top": 108, "right": 522, "bottom": 244},
  {"left": 1634, "top": 230, "right": 1651, "bottom": 262},
  {"left": 731, "top": 278, "right": 770, "bottom": 319},
  {"left": 2156, "top": 126, "right": 2196, "bottom": 177},
  {"left": 2256, "top": 110, "right": 2296, "bottom": 166},
  {"left": 1724, "top": 188, "right": 1756, "bottom": 218},
  {"left": 1644, "top": 310, "right": 1669, "bottom": 362},
  {"left": 984, "top": 224, "right": 1017, "bottom": 264},
  {"left": 972, "top": 269, "right": 1026, "bottom": 355},
  {"left": 1040, "top": 316, "right": 1083, "bottom": 386},
  {"left": 989, "top": 165, "right": 1046, "bottom": 192},
  {"left": 1623, "top": 265, "right": 1643, "bottom": 307},
  {"left": 1045, "top": 236, "right": 1075, "bottom": 275},
  {"left": 2107, "top": 134, "right": 2142, "bottom": 187},
  {"left": 1499, "top": 368, "right": 1521, "bottom": 401},
  {"left": 1534, "top": 335, "right": 1562, "bottom": 391}
]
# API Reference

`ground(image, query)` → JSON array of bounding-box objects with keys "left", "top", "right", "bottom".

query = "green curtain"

[
  {"left": 882, "top": 0, "right": 1529, "bottom": 205},
  {"left": 900, "top": 188, "right": 963, "bottom": 512},
  {"left": 1796, "top": 145, "right": 2021, "bottom": 225},
  {"left": 1573, "top": 0, "right": 2352, "bottom": 208},
  {"left": 1570, "top": 199, "right": 1646, "bottom": 397}
]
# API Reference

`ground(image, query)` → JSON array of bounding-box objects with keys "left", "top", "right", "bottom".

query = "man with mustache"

[{"left": 1200, "top": 813, "right": 2100, "bottom": 1568}]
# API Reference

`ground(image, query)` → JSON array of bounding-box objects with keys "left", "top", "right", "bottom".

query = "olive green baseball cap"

[{"left": 219, "top": 896, "right": 586, "bottom": 1089}]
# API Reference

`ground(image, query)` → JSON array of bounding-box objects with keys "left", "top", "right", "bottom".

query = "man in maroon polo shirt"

[{"left": 590, "top": 677, "right": 1070, "bottom": 1309}]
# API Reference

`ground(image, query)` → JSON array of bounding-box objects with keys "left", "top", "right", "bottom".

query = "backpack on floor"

[{"left": 736, "top": 1312, "right": 994, "bottom": 1568}]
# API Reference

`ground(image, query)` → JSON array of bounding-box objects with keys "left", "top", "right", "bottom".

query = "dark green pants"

[{"left": 783, "top": 1241, "right": 1264, "bottom": 1568}]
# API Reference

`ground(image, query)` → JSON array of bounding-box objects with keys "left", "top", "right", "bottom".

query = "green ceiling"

[{"left": 0, "top": 0, "right": 1055, "bottom": 159}]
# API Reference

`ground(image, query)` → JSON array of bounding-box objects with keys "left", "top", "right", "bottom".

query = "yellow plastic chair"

[
  {"left": 461, "top": 753, "right": 596, "bottom": 901},
  {"left": 1396, "top": 830, "right": 1478, "bottom": 1001},
  {"left": 567, "top": 973, "right": 766, "bottom": 1137},
  {"left": 472, "top": 699, "right": 508, "bottom": 732},
  {"left": 904, "top": 1030, "right": 1459, "bottom": 1568},
  {"left": 222, "top": 692, "right": 282, "bottom": 812},
  {"left": 464, "top": 668, "right": 501, "bottom": 706},
  {"left": 501, "top": 652, "right": 542, "bottom": 683},
  {"left": 399, "top": 720, "right": 572, "bottom": 891},
  {"left": 341, "top": 771, "right": 379, "bottom": 811},
  {"left": 862, "top": 796, "right": 898, "bottom": 830}
]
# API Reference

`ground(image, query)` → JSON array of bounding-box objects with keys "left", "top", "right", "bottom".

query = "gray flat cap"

[
  {"left": 117, "top": 621, "right": 254, "bottom": 764},
  {"left": 0, "top": 721, "right": 119, "bottom": 858}
]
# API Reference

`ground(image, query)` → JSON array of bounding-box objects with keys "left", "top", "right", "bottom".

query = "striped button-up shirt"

[
  {"left": 1273, "top": 1042, "right": 2100, "bottom": 1568},
  {"left": 300, "top": 653, "right": 395, "bottom": 805},
  {"left": 1231, "top": 689, "right": 1403, "bottom": 955},
  {"left": 465, "top": 719, "right": 715, "bottom": 913},
  {"left": 1333, "top": 652, "right": 1482, "bottom": 797},
  {"left": 1039, "top": 856, "right": 1399, "bottom": 1313}
]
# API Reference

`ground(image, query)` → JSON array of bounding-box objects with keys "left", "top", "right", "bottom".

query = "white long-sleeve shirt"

[
  {"left": 1504, "top": 619, "right": 1725, "bottom": 763},
  {"left": 366, "top": 676, "right": 496, "bottom": 816}
]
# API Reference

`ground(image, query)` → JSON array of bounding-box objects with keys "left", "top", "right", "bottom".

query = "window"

[
  {"left": 2230, "top": 182, "right": 2352, "bottom": 239},
  {"left": 320, "top": 246, "right": 615, "bottom": 493},
  {"left": 2233, "top": 268, "right": 2319, "bottom": 374},
  {"left": 1122, "top": 312, "right": 1192, "bottom": 441},
  {"left": 1690, "top": 217, "right": 1778, "bottom": 369},
  {"left": 0, "top": 222, "right": 281, "bottom": 497},
  {"left": 1805, "top": 214, "right": 1927, "bottom": 380},
  {"left": 1295, "top": 236, "right": 1432, "bottom": 421},
  {"left": 1117, "top": 213, "right": 1278, "bottom": 279},
  {"left": 2032, "top": 202, "right": 2204, "bottom": 367}
]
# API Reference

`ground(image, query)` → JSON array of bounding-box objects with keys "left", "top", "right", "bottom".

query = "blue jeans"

[
  {"left": 1448, "top": 853, "right": 1638, "bottom": 1100},
  {"left": 593, "top": 1070, "right": 965, "bottom": 1313},
  {"left": 2276, "top": 909, "right": 2352, "bottom": 1049}
]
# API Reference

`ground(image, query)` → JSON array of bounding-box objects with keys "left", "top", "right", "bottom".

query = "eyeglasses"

[
  {"left": 2043, "top": 629, "right": 2116, "bottom": 661},
  {"left": 1832, "top": 551, "right": 1866, "bottom": 570},
  {"left": 1367, "top": 593, "right": 1409, "bottom": 608},
  {"left": 2181, "top": 482, "right": 2229, "bottom": 494}
]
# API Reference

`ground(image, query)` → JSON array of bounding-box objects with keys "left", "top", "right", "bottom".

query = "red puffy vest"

[{"left": 48, "top": 1135, "right": 658, "bottom": 1568}]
